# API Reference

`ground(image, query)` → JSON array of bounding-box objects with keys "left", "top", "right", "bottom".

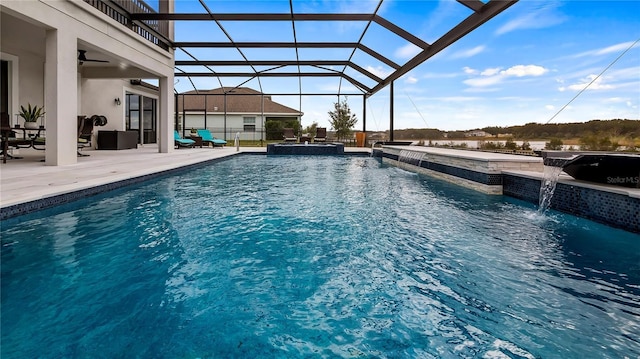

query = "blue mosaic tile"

[
  {"left": 503, "top": 174, "right": 640, "bottom": 233},
  {"left": 385, "top": 152, "right": 502, "bottom": 186},
  {"left": 0, "top": 155, "right": 238, "bottom": 221},
  {"left": 503, "top": 174, "right": 540, "bottom": 203}
]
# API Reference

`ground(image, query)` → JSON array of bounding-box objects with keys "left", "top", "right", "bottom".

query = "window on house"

[{"left": 244, "top": 117, "right": 256, "bottom": 132}]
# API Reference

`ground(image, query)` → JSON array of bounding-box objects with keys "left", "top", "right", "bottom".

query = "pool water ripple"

[{"left": 2, "top": 156, "right": 639, "bottom": 358}]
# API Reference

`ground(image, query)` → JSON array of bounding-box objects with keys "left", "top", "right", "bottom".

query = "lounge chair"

[
  {"left": 196, "top": 129, "right": 227, "bottom": 147},
  {"left": 314, "top": 127, "right": 327, "bottom": 143},
  {"left": 283, "top": 128, "right": 297, "bottom": 142},
  {"left": 174, "top": 130, "right": 195, "bottom": 148}
]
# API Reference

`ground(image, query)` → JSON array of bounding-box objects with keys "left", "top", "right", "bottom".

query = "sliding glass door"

[{"left": 126, "top": 93, "right": 157, "bottom": 144}]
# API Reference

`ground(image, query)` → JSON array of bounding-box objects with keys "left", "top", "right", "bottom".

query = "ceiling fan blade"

[{"left": 78, "top": 50, "right": 109, "bottom": 64}]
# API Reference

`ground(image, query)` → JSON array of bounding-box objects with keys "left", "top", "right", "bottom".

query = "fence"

[
  {"left": 177, "top": 127, "right": 363, "bottom": 147},
  {"left": 83, "top": 0, "right": 170, "bottom": 50}
]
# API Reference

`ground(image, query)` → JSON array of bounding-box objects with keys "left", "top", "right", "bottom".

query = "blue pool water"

[{"left": 1, "top": 155, "right": 639, "bottom": 358}]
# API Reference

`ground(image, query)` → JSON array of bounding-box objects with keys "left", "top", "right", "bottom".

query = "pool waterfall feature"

[
  {"left": 537, "top": 156, "right": 573, "bottom": 213},
  {"left": 378, "top": 146, "right": 640, "bottom": 233},
  {"left": 398, "top": 150, "right": 426, "bottom": 169},
  {"left": 538, "top": 164, "right": 563, "bottom": 213}
]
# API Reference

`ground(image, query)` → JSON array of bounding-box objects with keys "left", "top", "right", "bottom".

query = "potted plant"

[{"left": 19, "top": 103, "right": 45, "bottom": 129}]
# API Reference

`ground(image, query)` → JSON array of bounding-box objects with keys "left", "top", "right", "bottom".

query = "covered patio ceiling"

[{"left": 130, "top": 0, "right": 518, "bottom": 97}]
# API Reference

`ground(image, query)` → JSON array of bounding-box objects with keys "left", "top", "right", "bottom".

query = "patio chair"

[
  {"left": 196, "top": 129, "right": 227, "bottom": 147},
  {"left": 174, "top": 130, "right": 196, "bottom": 148},
  {"left": 314, "top": 127, "right": 327, "bottom": 143},
  {"left": 1, "top": 112, "right": 32, "bottom": 163},
  {"left": 77, "top": 116, "right": 92, "bottom": 156},
  {"left": 77, "top": 115, "right": 107, "bottom": 156},
  {"left": 283, "top": 128, "right": 297, "bottom": 142}
]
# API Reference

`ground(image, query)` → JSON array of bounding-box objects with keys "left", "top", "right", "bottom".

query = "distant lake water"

[{"left": 427, "top": 140, "right": 550, "bottom": 150}]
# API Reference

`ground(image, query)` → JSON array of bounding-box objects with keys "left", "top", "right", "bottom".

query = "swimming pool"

[{"left": 2, "top": 155, "right": 639, "bottom": 358}]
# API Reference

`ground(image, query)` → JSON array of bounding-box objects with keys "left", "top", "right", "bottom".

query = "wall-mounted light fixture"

[{"left": 114, "top": 97, "right": 121, "bottom": 106}]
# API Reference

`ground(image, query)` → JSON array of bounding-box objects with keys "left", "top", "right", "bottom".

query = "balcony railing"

[{"left": 83, "top": 0, "right": 170, "bottom": 50}]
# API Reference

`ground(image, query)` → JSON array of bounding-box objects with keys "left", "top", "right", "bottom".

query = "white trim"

[{"left": 0, "top": 52, "right": 20, "bottom": 124}]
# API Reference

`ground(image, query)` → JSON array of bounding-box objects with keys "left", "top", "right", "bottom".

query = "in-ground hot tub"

[{"left": 267, "top": 143, "right": 344, "bottom": 155}]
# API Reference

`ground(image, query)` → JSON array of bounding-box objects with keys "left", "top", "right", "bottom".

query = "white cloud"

[
  {"left": 545, "top": 105, "right": 555, "bottom": 110},
  {"left": 495, "top": 2, "right": 567, "bottom": 35},
  {"left": 463, "top": 64, "right": 549, "bottom": 88},
  {"left": 395, "top": 43, "right": 422, "bottom": 59},
  {"left": 481, "top": 67, "right": 502, "bottom": 76},
  {"left": 501, "top": 65, "right": 548, "bottom": 77},
  {"left": 595, "top": 42, "right": 637, "bottom": 55},
  {"left": 451, "top": 45, "right": 486, "bottom": 59},
  {"left": 404, "top": 76, "right": 418, "bottom": 84},
  {"left": 463, "top": 67, "right": 478, "bottom": 75},
  {"left": 604, "top": 97, "right": 628, "bottom": 104},
  {"left": 573, "top": 41, "right": 638, "bottom": 58},
  {"left": 558, "top": 75, "right": 614, "bottom": 92},
  {"left": 602, "top": 98, "right": 636, "bottom": 109},
  {"left": 463, "top": 76, "right": 503, "bottom": 88},
  {"left": 366, "top": 66, "right": 392, "bottom": 79}
]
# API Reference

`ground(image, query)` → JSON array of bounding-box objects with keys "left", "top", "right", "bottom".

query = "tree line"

[
  {"left": 480, "top": 119, "right": 639, "bottom": 139},
  {"left": 389, "top": 119, "right": 638, "bottom": 140}
]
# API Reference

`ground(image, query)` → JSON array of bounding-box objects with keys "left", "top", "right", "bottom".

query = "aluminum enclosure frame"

[{"left": 129, "top": 0, "right": 518, "bottom": 137}]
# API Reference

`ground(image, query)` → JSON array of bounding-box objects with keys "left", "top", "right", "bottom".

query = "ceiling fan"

[{"left": 78, "top": 50, "right": 109, "bottom": 65}]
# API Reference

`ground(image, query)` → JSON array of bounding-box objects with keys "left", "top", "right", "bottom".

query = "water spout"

[
  {"left": 398, "top": 150, "right": 425, "bottom": 170},
  {"left": 538, "top": 162, "right": 564, "bottom": 213},
  {"left": 234, "top": 132, "right": 240, "bottom": 152}
]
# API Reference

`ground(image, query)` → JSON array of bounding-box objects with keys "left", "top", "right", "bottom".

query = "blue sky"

[{"left": 172, "top": 0, "right": 640, "bottom": 131}]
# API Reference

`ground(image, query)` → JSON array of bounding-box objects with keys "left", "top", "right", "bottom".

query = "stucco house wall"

[
  {"left": 1, "top": 13, "right": 46, "bottom": 124},
  {"left": 81, "top": 79, "right": 160, "bottom": 146},
  {"left": 1, "top": 0, "right": 175, "bottom": 165},
  {"left": 81, "top": 79, "right": 128, "bottom": 132}
]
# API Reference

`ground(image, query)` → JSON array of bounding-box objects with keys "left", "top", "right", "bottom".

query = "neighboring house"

[
  {"left": 176, "top": 87, "right": 303, "bottom": 141},
  {"left": 466, "top": 130, "right": 490, "bottom": 137}
]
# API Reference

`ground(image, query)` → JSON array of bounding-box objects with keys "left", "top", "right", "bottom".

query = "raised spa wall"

[{"left": 378, "top": 146, "right": 640, "bottom": 233}]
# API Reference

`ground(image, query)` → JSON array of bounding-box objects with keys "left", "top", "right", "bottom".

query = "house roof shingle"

[{"left": 177, "top": 87, "right": 303, "bottom": 116}]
